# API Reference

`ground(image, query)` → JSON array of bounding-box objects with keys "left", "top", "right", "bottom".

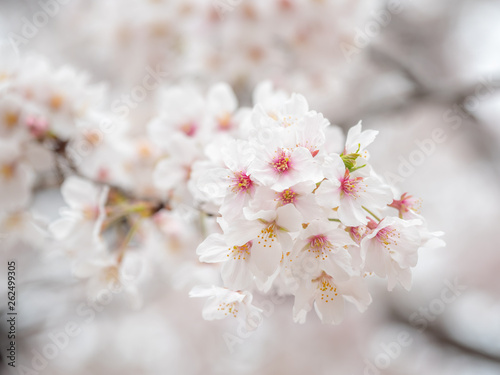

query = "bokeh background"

[{"left": 1, "top": 0, "right": 500, "bottom": 374}]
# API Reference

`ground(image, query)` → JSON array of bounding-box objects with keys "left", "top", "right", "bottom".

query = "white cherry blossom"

[
  {"left": 189, "top": 285, "right": 262, "bottom": 327},
  {"left": 293, "top": 272, "right": 372, "bottom": 324},
  {"left": 315, "top": 154, "right": 393, "bottom": 226},
  {"left": 360, "top": 216, "right": 423, "bottom": 291},
  {"left": 196, "top": 233, "right": 255, "bottom": 290},
  {"left": 49, "top": 176, "right": 109, "bottom": 252},
  {"left": 250, "top": 140, "right": 323, "bottom": 191},
  {"left": 290, "top": 220, "right": 356, "bottom": 282}
]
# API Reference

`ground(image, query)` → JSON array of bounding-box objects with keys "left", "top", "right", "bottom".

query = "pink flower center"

[
  {"left": 366, "top": 217, "right": 378, "bottom": 230},
  {"left": 271, "top": 149, "right": 292, "bottom": 174},
  {"left": 340, "top": 170, "right": 364, "bottom": 198},
  {"left": 348, "top": 226, "right": 368, "bottom": 244},
  {"left": 276, "top": 188, "right": 297, "bottom": 205},
  {"left": 389, "top": 193, "right": 422, "bottom": 216},
  {"left": 180, "top": 122, "right": 197, "bottom": 137},
  {"left": 376, "top": 226, "right": 400, "bottom": 250},
  {"left": 26, "top": 116, "right": 48, "bottom": 137},
  {"left": 229, "top": 241, "right": 252, "bottom": 260},
  {"left": 310, "top": 234, "right": 328, "bottom": 249},
  {"left": 97, "top": 167, "right": 110, "bottom": 182},
  {"left": 231, "top": 171, "right": 253, "bottom": 194},
  {"left": 308, "top": 234, "right": 333, "bottom": 260}
]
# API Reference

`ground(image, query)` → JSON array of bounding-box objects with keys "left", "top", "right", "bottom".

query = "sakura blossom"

[
  {"left": 49, "top": 176, "right": 109, "bottom": 253},
  {"left": 189, "top": 285, "right": 262, "bottom": 326},
  {"left": 7, "top": 0, "right": 495, "bottom": 373}
]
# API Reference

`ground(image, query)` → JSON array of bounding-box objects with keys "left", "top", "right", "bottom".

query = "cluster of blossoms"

[
  {"left": 188, "top": 88, "right": 444, "bottom": 325},
  {"left": 0, "top": 51, "right": 106, "bottom": 212},
  {"left": 20, "top": 0, "right": 378, "bottom": 119},
  {"left": 0, "top": 51, "right": 443, "bottom": 326}
]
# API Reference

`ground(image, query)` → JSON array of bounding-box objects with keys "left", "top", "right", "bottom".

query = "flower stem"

[
  {"left": 102, "top": 202, "right": 156, "bottom": 231},
  {"left": 117, "top": 218, "right": 142, "bottom": 265},
  {"left": 328, "top": 218, "right": 341, "bottom": 222},
  {"left": 362, "top": 206, "right": 381, "bottom": 222}
]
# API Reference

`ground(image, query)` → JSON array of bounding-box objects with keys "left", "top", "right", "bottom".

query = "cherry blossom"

[
  {"left": 249, "top": 181, "right": 322, "bottom": 222},
  {"left": 360, "top": 216, "right": 423, "bottom": 291},
  {"left": 293, "top": 272, "right": 372, "bottom": 324},
  {"left": 290, "top": 220, "right": 356, "bottom": 282},
  {"left": 196, "top": 233, "right": 255, "bottom": 290},
  {"left": 315, "top": 154, "right": 393, "bottom": 226},
  {"left": 342, "top": 121, "right": 378, "bottom": 161},
  {"left": 0, "top": 139, "right": 35, "bottom": 212},
  {"left": 189, "top": 285, "right": 262, "bottom": 327},
  {"left": 250, "top": 140, "right": 323, "bottom": 191},
  {"left": 49, "top": 176, "right": 109, "bottom": 252},
  {"left": 0, "top": 55, "right": 444, "bottom": 328},
  {"left": 221, "top": 204, "right": 303, "bottom": 290}
]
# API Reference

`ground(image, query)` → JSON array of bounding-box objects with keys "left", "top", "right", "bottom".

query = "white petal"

[
  {"left": 314, "top": 294, "right": 345, "bottom": 324},
  {"left": 314, "top": 180, "right": 341, "bottom": 209},
  {"left": 197, "top": 233, "right": 229, "bottom": 263},
  {"left": 276, "top": 204, "right": 303, "bottom": 232},
  {"left": 338, "top": 197, "right": 367, "bottom": 226},
  {"left": 361, "top": 238, "right": 387, "bottom": 277},
  {"left": 208, "top": 83, "right": 237, "bottom": 115},
  {"left": 49, "top": 216, "right": 77, "bottom": 240},
  {"left": 293, "top": 283, "right": 314, "bottom": 322},
  {"left": 323, "top": 250, "right": 352, "bottom": 282},
  {"left": 250, "top": 239, "right": 282, "bottom": 278},
  {"left": 322, "top": 154, "right": 345, "bottom": 181},
  {"left": 224, "top": 219, "right": 262, "bottom": 246},
  {"left": 61, "top": 176, "right": 101, "bottom": 210},
  {"left": 153, "top": 158, "right": 188, "bottom": 191},
  {"left": 222, "top": 259, "right": 252, "bottom": 290},
  {"left": 341, "top": 277, "right": 372, "bottom": 312}
]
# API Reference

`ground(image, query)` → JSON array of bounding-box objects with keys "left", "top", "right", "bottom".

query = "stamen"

[
  {"left": 307, "top": 234, "right": 333, "bottom": 260},
  {"left": 4, "top": 112, "right": 19, "bottom": 128},
  {"left": 314, "top": 272, "right": 338, "bottom": 302},
  {"left": 257, "top": 224, "right": 276, "bottom": 248},
  {"left": 230, "top": 171, "right": 253, "bottom": 194},
  {"left": 340, "top": 169, "right": 365, "bottom": 199},
  {"left": 217, "top": 113, "right": 233, "bottom": 131},
  {"left": 227, "top": 241, "right": 252, "bottom": 260},
  {"left": 50, "top": 94, "right": 64, "bottom": 110},
  {"left": 271, "top": 149, "right": 292, "bottom": 174},
  {"left": 276, "top": 188, "right": 297, "bottom": 205},
  {"left": 376, "top": 226, "right": 400, "bottom": 251},
  {"left": 217, "top": 301, "right": 239, "bottom": 317},
  {"left": 0, "top": 164, "right": 15, "bottom": 180}
]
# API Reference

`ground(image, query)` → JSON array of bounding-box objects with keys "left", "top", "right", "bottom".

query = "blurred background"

[{"left": 1, "top": 0, "right": 500, "bottom": 374}]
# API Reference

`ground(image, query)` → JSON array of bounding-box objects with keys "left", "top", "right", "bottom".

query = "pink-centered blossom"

[
  {"left": 251, "top": 143, "right": 323, "bottom": 191},
  {"left": 293, "top": 272, "right": 372, "bottom": 324},
  {"left": 360, "top": 216, "right": 423, "bottom": 291},
  {"left": 315, "top": 154, "right": 393, "bottom": 226},
  {"left": 290, "top": 220, "right": 356, "bottom": 282}
]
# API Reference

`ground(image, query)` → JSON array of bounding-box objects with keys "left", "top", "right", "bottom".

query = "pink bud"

[{"left": 25, "top": 116, "right": 49, "bottom": 138}]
